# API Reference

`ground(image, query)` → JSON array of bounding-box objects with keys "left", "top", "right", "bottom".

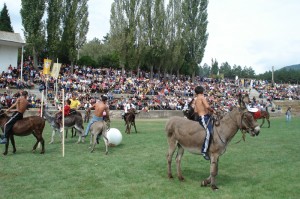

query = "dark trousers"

[
  {"left": 198, "top": 114, "right": 212, "bottom": 153},
  {"left": 3, "top": 112, "right": 23, "bottom": 138}
]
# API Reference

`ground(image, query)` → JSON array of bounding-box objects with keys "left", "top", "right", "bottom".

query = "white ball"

[{"left": 107, "top": 128, "right": 122, "bottom": 146}]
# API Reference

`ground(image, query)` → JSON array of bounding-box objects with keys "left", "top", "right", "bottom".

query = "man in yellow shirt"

[{"left": 70, "top": 94, "right": 81, "bottom": 110}]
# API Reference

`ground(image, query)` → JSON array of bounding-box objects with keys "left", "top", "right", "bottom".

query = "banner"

[
  {"left": 51, "top": 63, "right": 62, "bottom": 79},
  {"left": 43, "top": 59, "right": 52, "bottom": 75}
]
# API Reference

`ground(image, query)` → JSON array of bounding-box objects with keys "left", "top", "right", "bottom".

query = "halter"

[{"left": 227, "top": 107, "right": 253, "bottom": 130}]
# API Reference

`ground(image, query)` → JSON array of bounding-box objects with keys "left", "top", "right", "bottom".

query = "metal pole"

[
  {"left": 20, "top": 46, "right": 24, "bottom": 81},
  {"left": 62, "top": 89, "right": 65, "bottom": 157}
]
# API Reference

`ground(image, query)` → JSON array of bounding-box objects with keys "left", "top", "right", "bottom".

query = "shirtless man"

[
  {"left": 83, "top": 95, "right": 110, "bottom": 137},
  {"left": 1, "top": 90, "right": 29, "bottom": 144},
  {"left": 194, "top": 86, "right": 214, "bottom": 160}
]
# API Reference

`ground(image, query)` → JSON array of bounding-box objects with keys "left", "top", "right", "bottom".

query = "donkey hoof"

[
  {"left": 40, "top": 151, "right": 45, "bottom": 154},
  {"left": 3, "top": 152, "right": 7, "bottom": 156},
  {"left": 178, "top": 176, "right": 185, "bottom": 181},
  {"left": 211, "top": 185, "right": 219, "bottom": 191},
  {"left": 201, "top": 180, "right": 209, "bottom": 187},
  {"left": 105, "top": 151, "right": 108, "bottom": 155},
  {"left": 168, "top": 174, "right": 174, "bottom": 179}
]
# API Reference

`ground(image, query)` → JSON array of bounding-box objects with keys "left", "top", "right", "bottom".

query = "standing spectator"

[{"left": 286, "top": 106, "right": 292, "bottom": 122}]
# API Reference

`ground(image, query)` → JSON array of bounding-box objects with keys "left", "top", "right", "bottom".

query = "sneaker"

[
  {"left": 0, "top": 138, "right": 7, "bottom": 144},
  {"left": 202, "top": 152, "right": 210, "bottom": 161}
]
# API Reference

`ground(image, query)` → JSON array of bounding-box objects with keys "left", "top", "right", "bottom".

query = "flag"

[
  {"left": 51, "top": 63, "right": 62, "bottom": 79},
  {"left": 43, "top": 59, "right": 52, "bottom": 75}
]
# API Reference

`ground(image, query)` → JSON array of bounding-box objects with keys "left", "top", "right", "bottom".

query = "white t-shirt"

[{"left": 124, "top": 103, "right": 136, "bottom": 113}]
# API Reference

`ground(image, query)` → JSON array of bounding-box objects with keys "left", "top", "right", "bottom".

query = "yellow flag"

[
  {"left": 51, "top": 63, "right": 62, "bottom": 79},
  {"left": 43, "top": 59, "right": 52, "bottom": 75}
]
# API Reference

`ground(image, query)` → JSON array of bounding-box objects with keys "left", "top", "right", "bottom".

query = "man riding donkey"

[
  {"left": 54, "top": 99, "right": 71, "bottom": 132},
  {"left": 70, "top": 93, "right": 81, "bottom": 111},
  {"left": 83, "top": 95, "right": 110, "bottom": 139},
  {"left": 0, "top": 90, "right": 29, "bottom": 144},
  {"left": 194, "top": 86, "right": 215, "bottom": 160},
  {"left": 122, "top": 98, "right": 136, "bottom": 120}
]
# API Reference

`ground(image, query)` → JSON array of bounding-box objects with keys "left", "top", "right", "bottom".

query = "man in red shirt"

[{"left": 56, "top": 99, "right": 71, "bottom": 130}]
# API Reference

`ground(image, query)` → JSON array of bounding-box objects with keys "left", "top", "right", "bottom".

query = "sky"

[{"left": 1, "top": 0, "right": 299, "bottom": 74}]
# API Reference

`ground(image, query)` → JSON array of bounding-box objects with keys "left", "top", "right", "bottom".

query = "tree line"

[
  {"left": 1, "top": 2, "right": 299, "bottom": 84},
  {"left": 0, "top": 1, "right": 89, "bottom": 70}
]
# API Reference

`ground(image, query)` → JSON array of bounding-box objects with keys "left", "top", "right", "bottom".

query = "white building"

[{"left": 0, "top": 31, "right": 25, "bottom": 73}]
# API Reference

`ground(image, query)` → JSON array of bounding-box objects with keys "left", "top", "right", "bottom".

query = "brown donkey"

[
  {"left": 165, "top": 95, "right": 261, "bottom": 190},
  {"left": 0, "top": 110, "right": 45, "bottom": 155}
]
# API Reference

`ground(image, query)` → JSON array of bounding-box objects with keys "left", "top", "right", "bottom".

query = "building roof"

[{"left": 0, "top": 31, "right": 25, "bottom": 47}]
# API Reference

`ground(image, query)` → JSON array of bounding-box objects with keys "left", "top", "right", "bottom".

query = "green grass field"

[{"left": 0, "top": 117, "right": 299, "bottom": 199}]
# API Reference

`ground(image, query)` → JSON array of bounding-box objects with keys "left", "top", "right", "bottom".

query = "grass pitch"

[{"left": 0, "top": 117, "right": 299, "bottom": 199}]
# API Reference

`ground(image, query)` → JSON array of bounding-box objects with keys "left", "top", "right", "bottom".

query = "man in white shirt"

[{"left": 122, "top": 98, "right": 136, "bottom": 119}]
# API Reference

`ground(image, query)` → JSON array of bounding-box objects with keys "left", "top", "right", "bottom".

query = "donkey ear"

[
  {"left": 240, "top": 96, "right": 247, "bottom": 109},
  {"left": 238, "top": 94, "right": 242, "bottom": 107},
  {"left": 239, "top": 95, "right": 247, "bottom": 109}
]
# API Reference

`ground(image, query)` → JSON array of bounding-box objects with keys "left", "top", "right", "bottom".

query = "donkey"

[
  {"left": 89, "top": 120, "right": 110, "bottom": 154},
  {"left": 124, "top": 108, "right": 138, "bottom": 134},
  {"left": 255, "top": 109, "right": 270, "bottom": 128},
  {"left": 165, "top": 95, "right": 261, "bottom": 190},
  {"left": 84, "top": 108, "right": 91, "bottom": 123},
  {"left": 42, "top": 109, "right": 84, "bottom": 144},
  {"left": 0, "top": 110, "right": 45, "bottom": 155}
]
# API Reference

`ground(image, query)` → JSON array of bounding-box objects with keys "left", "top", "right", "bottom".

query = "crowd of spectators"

[{"left": 0, "top": 62, "right": 299, "bottom": 113}]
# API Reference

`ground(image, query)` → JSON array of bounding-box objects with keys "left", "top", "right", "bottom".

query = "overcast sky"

[{"left": 1, "top": 0, "right": 299, "bottom": 74}]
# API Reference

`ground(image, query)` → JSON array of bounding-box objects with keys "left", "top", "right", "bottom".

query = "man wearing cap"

[
  {"left": 83, "top": 95, "right": 110, "bottom": 137},
  {"left": 1, "top": 91, "right": 29, "bottom": 144}
]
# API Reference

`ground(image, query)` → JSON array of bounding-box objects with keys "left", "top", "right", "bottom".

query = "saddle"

[{"left": 69, "top": 109, "right": 77, "bottom": 115}]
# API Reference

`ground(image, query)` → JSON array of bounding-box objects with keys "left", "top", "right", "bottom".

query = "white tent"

[{"left": 0, "top": 31, "right": 25, "bottom": 74}]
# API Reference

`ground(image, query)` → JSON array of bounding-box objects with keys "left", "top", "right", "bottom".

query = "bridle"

[{"left": 227, "top": 107, "right": 254, "bottom": 131}]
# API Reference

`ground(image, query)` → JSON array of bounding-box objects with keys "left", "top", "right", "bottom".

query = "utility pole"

[{"left": 272, "top": 66, "right": 274, "bottom": 87}]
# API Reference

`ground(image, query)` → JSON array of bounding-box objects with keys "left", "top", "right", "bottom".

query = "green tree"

[
  {"left": 219, "top": 62, "right": 232, "bottom": 78},
  {"left": 211, "top": 58, "right": 218, "bottom": 76},
  {"left": 182, "top": 0, "right": 208, "bottom": 81},
  {"left": 165, "top": 0, "right": 185, "bottom": 78},
  {"left": 110, "top": 0, "right": 140, "bottom": 75},
  {"left": 21, "top": 0, "right": 46, "bottom": 68},
  {"left": 0, "top": 3, "right": 14, "bottom": 32},
  {"left": 199, "top": 63, "right": 210, "bottom": 77},
  {"left": 60, "top": 0, "right": 82, "bottom": 69},
  {"left": 46, "top": 0, "right": 63, "bottom": 60},
  {"left": 139, "top": 0, "right": 167, "bottom": 79},
  {"left": 75, "top": 0, "right": 89, "bottom": 61}
]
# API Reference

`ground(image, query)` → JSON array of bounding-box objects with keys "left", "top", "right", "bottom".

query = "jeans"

[{"left": 84, "top": 115, "right": 104, "bottom": 136}]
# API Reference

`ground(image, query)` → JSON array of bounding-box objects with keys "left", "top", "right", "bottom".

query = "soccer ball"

[{"left": 107, "top": 128, "right": 122, "bottom": 146}]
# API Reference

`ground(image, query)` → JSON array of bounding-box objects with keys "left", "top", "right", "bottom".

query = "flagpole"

[
  {"left": 62, "top": 88, "right": 65, "bottom": 157},
  {"left": 40, "top": 90, "right": 44, "bottom": 117},
  {"left": 56, "top": 58, "right": 58, "bottom": 103}
]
